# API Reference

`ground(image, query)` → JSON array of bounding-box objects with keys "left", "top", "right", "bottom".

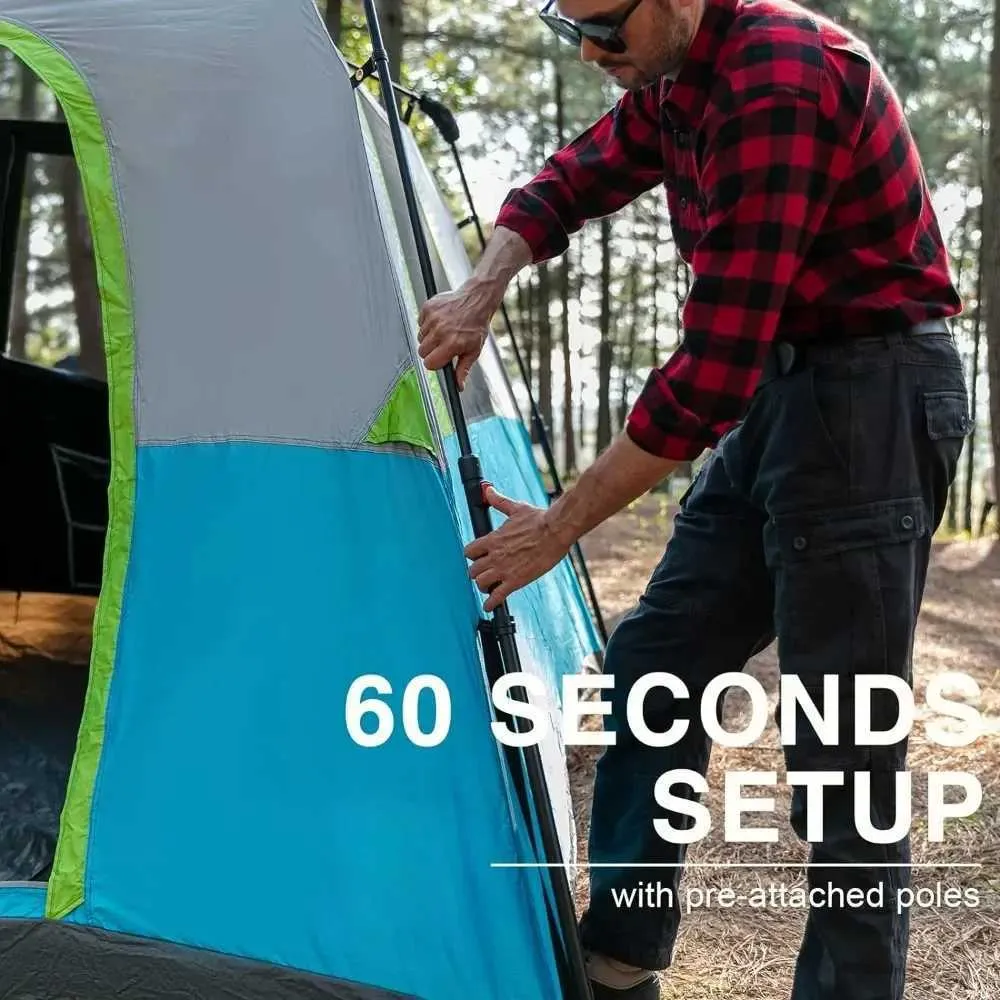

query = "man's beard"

[{"left": 601, "top": 17, "right": 692, "bottom": 89}]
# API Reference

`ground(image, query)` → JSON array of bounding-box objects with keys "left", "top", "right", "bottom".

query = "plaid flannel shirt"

[{"left": 495, "top": 0, "right": 962, "bottom": 460}]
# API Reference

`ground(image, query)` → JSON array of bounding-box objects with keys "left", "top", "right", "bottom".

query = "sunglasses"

[{"left": 539, "top": 0, "right": 646, "bottom": 54}]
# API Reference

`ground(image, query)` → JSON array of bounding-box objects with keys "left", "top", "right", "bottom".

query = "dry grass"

[{"left": 571, "top": 494, "right": 1000, "bottom": 1000}]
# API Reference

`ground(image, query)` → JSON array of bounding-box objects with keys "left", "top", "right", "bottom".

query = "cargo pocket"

[
  {"left": 765, "top": 496, "right": 927, "bottom": 567},
  {"left": 921, "top": 388, "right": 971, "bottom": 524},
  {"left": 764, "top": 497, "right": 927, "bottom": 772},
  {"left": 923, "top": 389, "right": 972, "bottom": 442}
]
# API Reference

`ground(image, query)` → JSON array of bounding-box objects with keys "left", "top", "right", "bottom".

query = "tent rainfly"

[{"left": 0, "top": 2, "right": 603, "bottom": 999}]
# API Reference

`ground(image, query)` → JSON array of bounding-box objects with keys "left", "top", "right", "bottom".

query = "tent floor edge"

[{"left": 0, "top": 919, "right": 426, "bottom": 1000}]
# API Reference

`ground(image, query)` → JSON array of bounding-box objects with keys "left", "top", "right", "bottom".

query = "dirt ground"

[{"left": 571, "top": 493, "right": 1000, "bottom": 1000}]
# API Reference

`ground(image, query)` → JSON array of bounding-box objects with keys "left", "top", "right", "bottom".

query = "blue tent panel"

[
  {"left": 61, "top": 441, "right": 561, "bottom": 1000},
  {"left": 0, "top": 885, "right": 46, "bottom": 919},
  {"left": 444, "top": 415, "right": 601, "bottom": 693}
]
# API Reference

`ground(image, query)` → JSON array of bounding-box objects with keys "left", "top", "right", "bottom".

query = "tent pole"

[
  {"left": 356, "top": 7, "right": 593, "bottom": 1000},
  {"left": 444, "top": 137, "right": 610, "bottom": 650},
  {"left": 347, "top": 66, "right": 609, "bottom": 650}
]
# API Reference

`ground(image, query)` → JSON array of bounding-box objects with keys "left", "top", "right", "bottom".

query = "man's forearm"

[
  {"left": 468, "top": 225, "right": 534, "bottom": 310},
  {"left": 544, "top": 433, "right": 682, "bottom": 549}
]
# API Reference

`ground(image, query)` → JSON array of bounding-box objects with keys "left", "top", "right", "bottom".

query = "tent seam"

[{"left": 135, "top": 436, "right": 439, "bottom": 465}]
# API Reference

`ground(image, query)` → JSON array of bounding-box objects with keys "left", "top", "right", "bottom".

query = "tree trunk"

[
  {"left": 617, "top": 236, "right": 640, "bottom": 430},
  {"left": 59, "top": 158, "right": 104, "bottom": 380},
  {"left": 650, "top": 218, "right": 661, "bottom": 366},
  {"left": 984, "top": 1, "right": 1000, "bottom": 531},
  {"left": 536, "top": 261, "right": 553, "bottom": 443},
  {"left": 514, "top": 275, "right": 532, "bottom": 394},
  {"left": 377, "top": 0, "right": 405, "bottom": 85},
  {"left": 576, "top": 234, "right": 587, "bottom": 462},
  {"left": 674, "top": 254, "right": 689, "bottom": 350},
  {"left": 670, "top": 240, "right": 693, "bottom": 482},
  {"left": 965, "top": 298, "right": 984, "bottom": 534},
  {"left": 323, "top": 0, "right": 343, "bottom": 44},
  {"left": 964, "top": 193, "right": 985, "bottom": 534},
  {"left": 596, "top": 217, "right": 613, "bottom": 454},
  {"left": 554, "top": 65, "right": 575, "bottom": 478},
  {"left": 523, "top": 274, "right": 535, "bottom": 408},
  {"left": 560, "top": 249, "right": 575, "bottom": 477},
  {"left": 6, "top": 62, "right": 37, "bottom": 360},
  {"left": 948, "top": 205, "right": 973, "bottom": 534}
]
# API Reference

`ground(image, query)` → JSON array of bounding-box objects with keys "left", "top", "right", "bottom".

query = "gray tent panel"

[
  {"left": 396, "top": 121, "right": 523, "bottom": 426},
  {"left": 0, "top": 0, "right": 420, "bottom": 448},
  {"left": 355, "top": 89, "right": 509, "bottom": 426},
  {"left": 356, "top": 91, "right": 451, "bottom": 309},
  {"left": 0, "top": 920, "right": 424, "bottom": 1000}
]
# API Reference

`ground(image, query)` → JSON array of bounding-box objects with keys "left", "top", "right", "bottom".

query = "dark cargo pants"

[{"left": 578, "top": 327, "right": 971, "bottom": 1000}]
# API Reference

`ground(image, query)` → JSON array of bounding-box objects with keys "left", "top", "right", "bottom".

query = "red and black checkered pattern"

[{"left": 495, "top": 0, "right": 962, "bottom": 460}]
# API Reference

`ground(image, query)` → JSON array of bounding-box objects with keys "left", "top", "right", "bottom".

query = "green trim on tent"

[
  {"left": 354, "top": 93, "right": 454, "bottom": 445},
  {"left": 428, "top": 367, "right": 454, "bottom": 439},
  {"left": 0, "top": 22, "right": 137, "bottom": 921},
  {"left": 365, "top": 366, "right": 436, "bottom": 453}
]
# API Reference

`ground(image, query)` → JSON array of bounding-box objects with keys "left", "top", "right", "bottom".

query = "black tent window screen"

[{"left": 50, "top": 443, "right": 109, "bottom": 594}]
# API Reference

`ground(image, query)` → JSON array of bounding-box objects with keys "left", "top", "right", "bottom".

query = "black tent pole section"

[
  {"left": 347, "top": 62, "right": 609, "bottom": 651},
  {"left": 354, "top": 8, "right": 593, "bottom": 1000}
]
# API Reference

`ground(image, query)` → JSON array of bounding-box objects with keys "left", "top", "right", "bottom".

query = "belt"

[{"left": 758, "top": 318, "right": 951, "bottom": 386}]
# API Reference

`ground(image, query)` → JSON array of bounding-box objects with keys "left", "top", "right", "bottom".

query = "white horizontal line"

[{"left": 490, "top": 862, "right": 983, "bottom": 869}]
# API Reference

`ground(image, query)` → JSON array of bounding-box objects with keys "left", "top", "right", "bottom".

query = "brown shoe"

[
  {"left": 585, "top": 953, "right": 661, "bottom": 999},
  {"left": 588, "top": 973, "right": 660, "bottom": 999}
]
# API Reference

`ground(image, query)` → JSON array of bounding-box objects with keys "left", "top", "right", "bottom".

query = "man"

[{"left": 417, "top": 0, "right": 970, "bottom": 997}]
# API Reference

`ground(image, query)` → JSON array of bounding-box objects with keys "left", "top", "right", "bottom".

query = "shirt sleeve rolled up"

[{"left": 495, "top": 85, "right": 665, "bottom": 263}]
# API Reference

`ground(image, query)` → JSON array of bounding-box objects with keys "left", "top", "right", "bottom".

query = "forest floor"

[
  {"left": 571, "top": 492, "right": 1000, "bottom": 1000},
  {"left": 1, "top": 496, "right": 998, "bottom": 997}
]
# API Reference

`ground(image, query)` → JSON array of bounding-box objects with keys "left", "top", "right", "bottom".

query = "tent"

[{"left": 0, "top": 2, "right": 603, "bottom": 998}]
